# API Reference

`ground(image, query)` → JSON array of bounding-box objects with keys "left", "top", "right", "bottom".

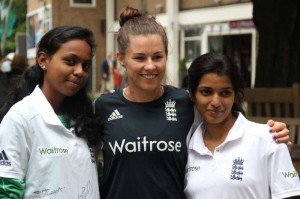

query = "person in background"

[
  {"left": 0, "top": 25, "right": 100, "bottom": 198},
  {"left": 184, "top": 52, "right": 300, "bottom": 199},
  {"left": 0, "top": 57, "right": 12, "bottom": 108},
  {"left": 9, "top": 54, "right": 28, "bottom": 75},
  {"left": 0, "top": 54, "right": 27, "bottom": 108},
  {"left": 100, "top": 51, "right": 115, "bottom": 93},
  {"left": 113, "top": 64, "right": 122, "bottom": 89},
  {"left": 94, "top": 6, "right": 291, "bottom": 199}
]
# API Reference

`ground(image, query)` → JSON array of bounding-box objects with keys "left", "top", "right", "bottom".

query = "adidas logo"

[
  {"left": 0, "top": 150, "right": 11, "bottom": 166},
  {"left": 108, "top": 109, "right": 123, "bottom": 121}
]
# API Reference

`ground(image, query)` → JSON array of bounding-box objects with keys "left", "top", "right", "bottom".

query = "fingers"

[
  {"left": 272, "top": 129, "right": 290, "bottom": 144},
  {"left": 267, "top": 120, "right": 291, "bottom": 147},
  {"left": 269, "top": 121, "right": 287, "bottom": 133},
  {"left": 267, "top": 119, "right": 275, "bottom": 127}
]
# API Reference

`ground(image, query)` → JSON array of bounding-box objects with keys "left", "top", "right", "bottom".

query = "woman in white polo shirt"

[
  {"left": 184, "top": 52, "right": 300, "bottom": 199},
  {"left": 0, "top": 26, "right": 100, "bottom": 198}
]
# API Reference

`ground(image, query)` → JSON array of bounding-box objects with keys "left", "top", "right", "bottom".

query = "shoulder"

[
  {"left": 7, "top": 86, "right": 47, "bottom": 120},
  {"left": 164, "top": 85, "right": 190, "bottom": 100},
  {"left": 94, "top": 89, "right": 122, "bottom": 107},
  {"left": 244, "top": 119, "right": 273, "bottom": 143},
  {"left": 8, "top": 94, "right": 40, "bottom": 120},
  {"left": 0, "top": 97, "right": 36, "bottom": 132}
]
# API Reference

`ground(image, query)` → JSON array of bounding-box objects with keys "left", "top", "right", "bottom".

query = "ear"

[
  {"left": 116, "top": 52, "right": 125, "bottom": 68},
  {"left": 189, "top": 92, "right": 195, "bottom": 103},
  {"left": 37, "top": 52, "right": 48, "bottom": 70}
]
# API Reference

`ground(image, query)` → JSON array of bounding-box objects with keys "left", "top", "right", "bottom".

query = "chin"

[
  {"left": 65, "top": 89, "right": 81, "bottom": 97},
  {"left": 204, "top": 117, "right": 224, "bottom": 125}
]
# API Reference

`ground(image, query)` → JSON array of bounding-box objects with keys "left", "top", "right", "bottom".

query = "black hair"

[
  {"left": 0, "top": 25, "right": 99, "bottom": 145},
  {"left": 188, "top": 52, "right": 245, "bottom": 116}
]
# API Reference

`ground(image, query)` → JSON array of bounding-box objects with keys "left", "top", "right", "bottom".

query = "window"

[
  {"left": 26, "top": 5, "right": 52, "bottom": 58},
  {"left": 70, "top": 0, "right": 96, "bottom": 8},
  {"left": 183, "top": 26, "right": 203, "bottom": 69}
]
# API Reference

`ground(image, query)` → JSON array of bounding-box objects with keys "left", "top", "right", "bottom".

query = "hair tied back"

[{"left": 119, "top": 6, "right": 143, "bottom": 27}]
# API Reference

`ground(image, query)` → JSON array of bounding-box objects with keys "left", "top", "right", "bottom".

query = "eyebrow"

[{"left": 198, "top": 86, "right": 234, "bottom": 90}]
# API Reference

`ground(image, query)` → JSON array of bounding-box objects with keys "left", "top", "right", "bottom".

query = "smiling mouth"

[
  {"left": 69, "top": 80, "right": 81, "bottom": 86},
  {"left": 141, "top": 74, "right": 157, "bottom": 79},
  {"left": 207, "top": 110, "right": 223, "bottom": 114}
]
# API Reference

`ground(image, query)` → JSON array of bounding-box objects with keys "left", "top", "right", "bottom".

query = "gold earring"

[{"left": 41, "top": 66, "right": 46, "bottom": 70}]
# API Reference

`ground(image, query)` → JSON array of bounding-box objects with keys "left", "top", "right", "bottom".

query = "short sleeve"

[
  {"left": 0, "top": 111, "right": 31, "bottom": 180},
  {"left": 268, "top": 142, "right": 300, "bottom": 198}
]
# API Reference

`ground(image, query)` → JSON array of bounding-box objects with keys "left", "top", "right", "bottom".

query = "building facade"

[{"left": 26, "top": 0, "right": 255, "bottom": 94}]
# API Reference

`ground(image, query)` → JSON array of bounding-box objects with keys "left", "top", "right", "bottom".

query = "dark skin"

[{"left": 37, "top": 39, "right": 91, "bottom": 114}]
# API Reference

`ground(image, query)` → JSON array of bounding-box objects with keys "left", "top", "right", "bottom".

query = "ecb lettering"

[{"left": 109, "top": 136, "right": 181, "bottom": 154}]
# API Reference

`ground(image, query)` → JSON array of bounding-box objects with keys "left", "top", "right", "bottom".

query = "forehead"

[
  {"left": 127, "top": 34, "right": 164, "bottom": 52},
  {"left": 198, "top": 73, "right": 232, "bottom": 87},
  {"left": 57, "top": 39, "right": 91, "bottom": 56}
]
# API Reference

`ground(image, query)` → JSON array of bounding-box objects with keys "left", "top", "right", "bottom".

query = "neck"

[
  {"left": 40, "top": 86, "right": 64, "bottom": 114},
  {"left": 204, "top": 115, "right": 237, "bottom": 141},
  {"left": 123, "top": 86, "right": 164, "bottom": 103}
]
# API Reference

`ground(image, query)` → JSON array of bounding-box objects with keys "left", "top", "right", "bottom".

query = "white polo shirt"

[
  {"left": 0, "top": 86, "right": 100, "bottom": 198},
  {"left": 184, "top": 113, "right": 300, "bottom": 199}
]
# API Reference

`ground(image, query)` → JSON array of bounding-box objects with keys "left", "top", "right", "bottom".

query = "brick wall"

[
  {"left": 115, "top": 0, "right": 166, "bottom": 18},
  {"left": 27, "top": 0, "right": 51, "bottom": 12}
]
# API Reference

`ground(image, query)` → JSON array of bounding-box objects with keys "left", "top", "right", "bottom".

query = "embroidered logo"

[
  {"left": 165, "top": 99, "right": 177, "bottom": 121},
  {"left": 230, "top": 157, "right": 244, "bottom": 181},
  {"left": 0, "top": 150, "right": 11, "bottom": 166},
  {"left": 108, "top": 109, "right": 123, "bottom": 121}
]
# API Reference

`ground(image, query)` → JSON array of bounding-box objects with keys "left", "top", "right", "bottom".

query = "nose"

[
  {"left": 211, "top": 94, "right": 221, "bottom": 107},
  {"left": 73, "top": 64, "right": 84, "bottom": 76},
  {"left": 144, "top": 58, "right": 155, "bottom": 70}
]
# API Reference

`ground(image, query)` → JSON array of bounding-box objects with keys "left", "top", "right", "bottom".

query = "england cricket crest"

[{"left": 165, "top": 99, "right": 177, "bottom": 121}]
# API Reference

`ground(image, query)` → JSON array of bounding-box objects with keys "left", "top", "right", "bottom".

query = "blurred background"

[{"left": 0, "top": 0, "right": 299, "bottom": 96}]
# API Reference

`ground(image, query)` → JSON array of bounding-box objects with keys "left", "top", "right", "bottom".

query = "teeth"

[{"left": 143, "top": 75, "right": 156, "bottom": 79}]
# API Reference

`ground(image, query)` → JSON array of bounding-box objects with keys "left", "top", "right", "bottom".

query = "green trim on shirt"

[
  {"left": 57, "top": 114, "right": 71, "bottom": 129},
  {"left": 0, "top": 177, "right": 25, "bottom": 199}
]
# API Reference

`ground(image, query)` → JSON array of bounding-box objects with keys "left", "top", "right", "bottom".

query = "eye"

[
  {"left": 199, "top": 88, "right": 212, "bottom": 96},
  {"left": 153, "top": 54, "right": 163, "bottom": 60},
  {"left": 134, "top": 56, "right": 144, "bottom": 61},
  {"left": 82, "top": 62, "right": 91, "bottom": 71},
  {"left": 65, "top": 58, "right": 76, "bottom": 66},
  {"left": 220, "top": 89, "right": 233, "bottom": 97}
]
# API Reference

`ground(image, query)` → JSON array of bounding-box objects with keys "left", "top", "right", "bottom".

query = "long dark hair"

[
  {"left": 188, "top": 52, "right": 245, "bottom": 115},
  {"left": 0, "top": 25, "right": 99, "bottom": 145}
]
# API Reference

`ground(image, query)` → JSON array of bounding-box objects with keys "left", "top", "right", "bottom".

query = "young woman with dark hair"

[
  {"left": 0, "top": 25, "right": 100, "bottom": 198},
  {"left": 185, "top": 52, "right": 300, "bottom": 199}
]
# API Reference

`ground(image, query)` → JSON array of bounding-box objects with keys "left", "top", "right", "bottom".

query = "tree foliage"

[{"left": 2, "top": 0, "right": 27, "bottom": 53}]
